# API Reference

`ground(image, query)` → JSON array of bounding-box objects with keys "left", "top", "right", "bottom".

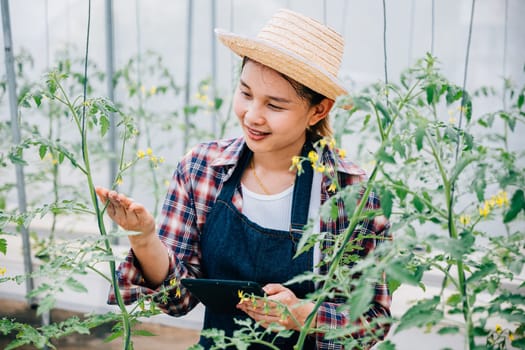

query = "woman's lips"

[{"left": 245, "top": 126, "right": 270, "bottom": 141}]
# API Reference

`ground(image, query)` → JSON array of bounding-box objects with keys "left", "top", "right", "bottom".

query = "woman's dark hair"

[{"left": 241, "top": 57, "right": 332, "bottom": 137}]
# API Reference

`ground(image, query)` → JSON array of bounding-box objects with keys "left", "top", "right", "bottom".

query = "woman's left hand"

[{"left": 237, "top": 283, "right": 315, "bottom": 331}]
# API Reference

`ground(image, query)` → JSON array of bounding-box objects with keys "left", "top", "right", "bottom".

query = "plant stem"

[{"left": 57, "top": 76, "right": 133, "bottom": 349}]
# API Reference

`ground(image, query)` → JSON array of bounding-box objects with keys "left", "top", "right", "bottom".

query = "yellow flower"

[
  {"left": 337, "top": 148, "right": 347, "bottom": 159},
  {"left": 449, "top": 117, "right": 457, "bottom": 124},
  {"left": 328, "top": 183, "right": 337, "bottom": 193},
  {"left": 329, "top": 138, "right": 336, "bottom": 149},
  {"left": 146, "top": 148, "right": 153, "bottom": 157},
  {"left": 479, "top": 202, "right": 490, "bottom": 218},
  {"left": 495, "top": 191, "right": 509, "bottom": 207},
  {"left": 150, "top": 156, "right": 158, "bottom": 163},
  {"left": 495, "top": 324, "right": 503, "bottom": 334},
  {"left": 158, "top": 156, "right": 165, "bottom": 164},
  {"left": 0, "top": 267, "right": 6, "bottom": 276},
  {"left": 201, "top": 84, "right": 209, "bottom": 92},
  {"left": 459, "top": 215, "right": 471, "bottom": 225},
  {"left": 115, "top": 176, "right": 123, "bottom": 186},
  {"left": 315, "top": 164, "right": 326, "bottom": 173},
  {"left": 319, "top": 139, "right": 327, "bottom": 148},
  {"left": 140, "top": 85, "right": 146, "bottom": 95},
  {"left": 149, "top": 86, "right": 157, "bottom": 95},
  {"left": 164, "top": 180, "right": 170, "bottom": 187},
  {"left": 51, "top": 158, "right": 59, "bottom": 165},
  {"left": 509, "top": 333, "right": 515, "bottom": 341},
  {"left": 137, "top": 150, "right": 145, "bottom": 159},
  {"left": 308, "top": 150, "right": 319, "bottom": 163},
  {"left": 175, "top": 287, "right": 182, "bottom": 298},
  {"left": 291, "top": 156, "right": 301, "bottom": 167},
  {"left": 488, "top": 198, "right": 496, "bottom": 208},
  {"left": 169, "top": 278, "right": 177, "bottom": 287}
]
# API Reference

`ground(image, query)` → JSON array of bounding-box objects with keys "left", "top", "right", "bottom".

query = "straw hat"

[{"left": 215, "top": 8, "right": 348, "bottom": 101}]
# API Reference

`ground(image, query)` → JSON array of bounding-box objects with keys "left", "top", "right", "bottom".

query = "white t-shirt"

[{"left": 241, "top": 171, "right": 322, "bottom": 270}]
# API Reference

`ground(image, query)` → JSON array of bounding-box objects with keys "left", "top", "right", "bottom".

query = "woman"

[{"left": 96, "top": 8, "right": 391, "bottom": 349}]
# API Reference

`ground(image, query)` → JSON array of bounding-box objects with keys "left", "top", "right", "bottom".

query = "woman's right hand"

[{"left": 95, "top": 187, "right": 156, "bottom": 241}]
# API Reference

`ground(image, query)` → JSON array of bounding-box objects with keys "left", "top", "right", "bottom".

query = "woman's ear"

[{"left": 308, "top": 98, "right": 334, "bottom": 127}]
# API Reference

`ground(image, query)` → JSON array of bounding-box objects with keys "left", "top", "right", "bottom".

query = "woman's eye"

[
  {"left": 268, "top": 104, "right": 283, "bottom": 110},
  {"left": 240, "top": 91, "right": 251, "bottom": 98}
]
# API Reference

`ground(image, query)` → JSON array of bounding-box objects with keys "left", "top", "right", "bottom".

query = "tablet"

[{"left": 180, "top": 278, "right": 265, "bottom": 313}]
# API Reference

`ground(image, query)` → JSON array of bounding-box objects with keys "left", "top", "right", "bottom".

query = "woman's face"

[{"left": 233, "top": 60, "right": 327, "bottom": 158}]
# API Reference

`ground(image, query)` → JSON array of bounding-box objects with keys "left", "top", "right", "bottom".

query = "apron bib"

[{"left": 199, "top": 141, "right": 316, "bottom": 349}]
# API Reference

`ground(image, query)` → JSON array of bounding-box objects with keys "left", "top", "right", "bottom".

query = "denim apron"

[{"left": 199, "top": 142, "right": 316, "bottom": 349}]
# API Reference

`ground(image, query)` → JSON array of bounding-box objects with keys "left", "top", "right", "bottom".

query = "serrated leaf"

[
  {"left": 376, "top": 148, "right": 396, "bottom": 164},
  {"left": 65, "top": 277, "right": 88, "bottom": 293},
  {"left": 349, "top": 281, "right": 374, "bottom": 321},
  {"left": 396, "top": 297, "right": 442, "bottom": 334},
  {"left": 36, "top": 294, "right": 56, "bottom": 316},
  {"left": 380, "top": 188, "right": 393, "bottom": 218},
  {"left": 100, "top": 115, "right": 110, "bottom": 137},
  {"left": 386, "top": 262, "right": 420, "bottom": 286},
  {"left": 466, "top": 262, "right": 497, "bottom": 284}
]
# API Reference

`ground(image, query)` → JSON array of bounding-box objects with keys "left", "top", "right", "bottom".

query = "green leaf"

[
  {"left": 396, "top": 297, "right": 442, "bottom": 333},
  {"left": 376, "top": 148, "right": 396, "bottom": 164},
  {"left": 36, "top": 294, "right": 56, "bottom": 316},
  {"left": 349, "top": 281, "right": 374, "bottom": 321},
  {"left": 0, "top": 238, "right": 6, "bottom": 255},
  {"left": 376, "top": 340, "right": 396, "bottom": 350},
  {"left": 380, "top": 188, "right": 394, "bottom": 218},
  {"left": 33, "top": 94, "right": 42, "bottom": 107},
  {"left": 446, "top": 85, "right": 462, "bottom": 104},
  {"left": 446, "top": 293, "right": 462, "bottom": 307},
  {"left": 517, "top": 92, "right": 524, "bottom": 109},
  {"left": 65, "top": 277, "right": 88, "bottom": 293},
  {"left": 466, "top": 262, "right": 497, "bottom": 284},
  {"left": 412, "top": 195, "right": 424, "bottom": 213},
  {"left": 375, "top": 101, "right": 391, "bottom": 128},
  {"left": 415, "top": 125, "right": 425, "bottom": 151},
  {"left": 214, "top": 97, "right": 223, "bottom": 110},
  {"left": 504, "top": 189, "right": 525, "bottom": 223},
  {"left": 132, "top": 329, "right": 156, "bottom": 337},
  {"left": 511, "top": 337, "right": 525, "bottom": 348},
  {"left": 426, "top": 85, "right": 436, "bottom": 105},
  {"left": 386, "top": 262, "right": 421, "bottom": 286},
  {"left": 438, "top": 326, "right": 460, "bottom": 335},
  {"left": 38, "top": 145, "right": 47, "bottom": 159},
  {"left": 99, "top": 115, "right": 110, "bottom": 137}
]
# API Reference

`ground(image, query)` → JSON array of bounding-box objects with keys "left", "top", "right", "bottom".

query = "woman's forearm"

[{"left": 129, "top": 230, "right": 170, "bottom": 288}]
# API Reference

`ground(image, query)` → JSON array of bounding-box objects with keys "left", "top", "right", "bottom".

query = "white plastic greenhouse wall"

[{"left": 1, "top": 1, "right": 524, "bottom": 349}]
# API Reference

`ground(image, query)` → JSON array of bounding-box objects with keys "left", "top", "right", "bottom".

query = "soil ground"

[{"left": 0, "top": 298, "right": 201, "bottom": 349}]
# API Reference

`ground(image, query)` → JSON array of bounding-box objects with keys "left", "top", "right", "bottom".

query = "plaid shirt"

[{"left": 109, "top": 137, "right": 391, "bottom": 349}]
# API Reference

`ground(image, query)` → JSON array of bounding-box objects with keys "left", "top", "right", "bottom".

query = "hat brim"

[{"left": 215, "top": 28, "right": 348, "bottom": 101}]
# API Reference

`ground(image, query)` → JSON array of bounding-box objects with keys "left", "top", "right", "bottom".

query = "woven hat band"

[{"left": 257, "top": 11, "right": 343, "bottom": 78}]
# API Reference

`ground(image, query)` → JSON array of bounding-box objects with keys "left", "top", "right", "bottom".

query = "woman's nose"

[{"left": 244, "top": 102, "right": 265, "bottom": 125}]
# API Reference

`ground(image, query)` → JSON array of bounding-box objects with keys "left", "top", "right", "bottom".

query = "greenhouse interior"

[{"left": 1, "top": 0, "right": 524, "bottom": 349}]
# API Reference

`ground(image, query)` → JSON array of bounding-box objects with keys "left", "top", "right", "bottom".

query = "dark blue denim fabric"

[{"left": 199, "top": 142, "right": 316, "bottom": 349}]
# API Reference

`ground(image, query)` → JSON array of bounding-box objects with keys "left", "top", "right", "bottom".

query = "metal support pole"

[
  {"left": 1, "top": 0, "right": 35, "bottom": 305},
  {"left": 105, "top": 0, "right": 117, "bottom": 186},
  {"left": 105, "top": 0, "right": 118, "bottom": 243},
  {"left": 183, "top": 0, "right": 194, "bottom": 151},
  {"left": 211, "top": 0, "right": 217, "bottom": 137}
]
